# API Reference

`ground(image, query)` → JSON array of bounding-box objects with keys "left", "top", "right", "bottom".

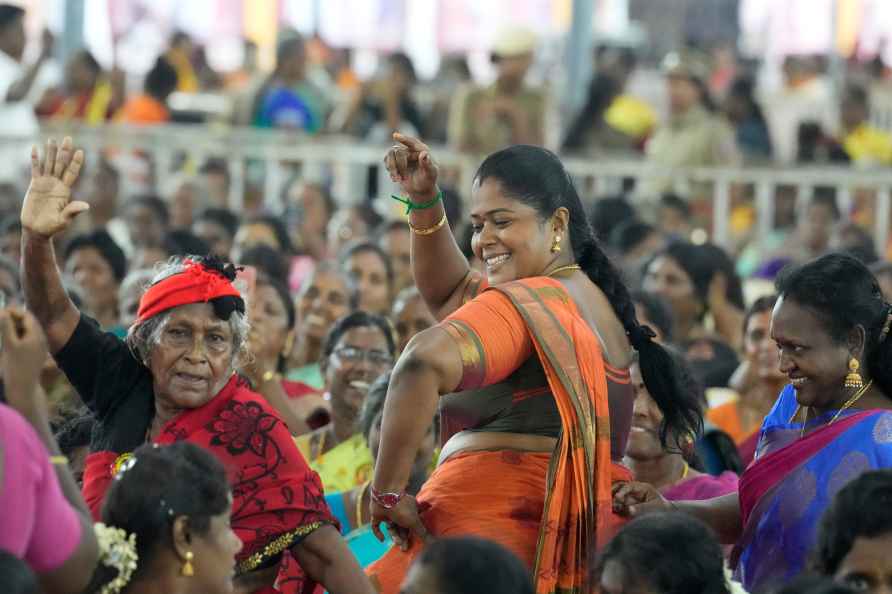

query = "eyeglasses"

[{"left": 333, "top": 346, "right": 393, "bottom": 367}]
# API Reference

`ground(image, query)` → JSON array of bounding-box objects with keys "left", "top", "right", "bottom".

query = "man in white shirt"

[{"left": 0, "top": 4, "right": 59, "bottom": 182}]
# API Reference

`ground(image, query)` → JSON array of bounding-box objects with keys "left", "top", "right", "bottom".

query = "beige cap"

[
  {"left": 661, "top": 49, "right": 711, "bottom": 84},
  {"left": 492, "top": 26, "right": 538, "bottom": 58}
]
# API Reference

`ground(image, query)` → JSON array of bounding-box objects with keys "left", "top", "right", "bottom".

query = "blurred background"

[{"left": 2, "top": 0, "right": 892, "bottom": 290}]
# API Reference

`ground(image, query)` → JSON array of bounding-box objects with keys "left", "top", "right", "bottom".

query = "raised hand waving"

[{"left": 21, "top": 137, "right": 89, "bottom": 239}]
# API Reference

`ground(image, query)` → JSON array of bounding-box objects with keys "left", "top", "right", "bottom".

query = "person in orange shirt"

[{"left": 115, "top": 57, "right": 177, "bottom": 124}]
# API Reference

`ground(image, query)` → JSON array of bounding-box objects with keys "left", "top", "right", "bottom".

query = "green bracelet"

[{"left": 391, "top": 191, "right": 442, "bottom": 215}]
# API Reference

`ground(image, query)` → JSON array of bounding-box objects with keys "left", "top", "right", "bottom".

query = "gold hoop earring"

[
  {"left": 844, "top": 357, "right": 864, "bottom": 390},
  {"left": 181, "top": 551, "right": 194, "bottom": 577},
  {"left": 551, "top": 235, "right": 562, "bottom": 254}
]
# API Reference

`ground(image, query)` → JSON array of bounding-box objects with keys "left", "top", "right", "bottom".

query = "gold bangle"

[
  {"left": 409, "top": 213, "right": 448, "bottom": 236},
  {"left": 50, "top": 455, "right": 69, "bottom": 465}
]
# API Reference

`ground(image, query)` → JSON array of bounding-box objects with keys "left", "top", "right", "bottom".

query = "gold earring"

[
  {"left": 844, "top": 357, "right": 864, "bottom": 390},
  {"left": 181, "top": 551, "right": 194, "bottom": 577},
  {"left": 551, "top": 235, "right": 562, "bottom": 254}
]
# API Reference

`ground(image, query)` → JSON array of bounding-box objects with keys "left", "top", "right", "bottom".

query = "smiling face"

[
  {"left": 322, "top": 326, "right": 393, "bottom": 422},
  {"left": 469, "top": 178, "right": 559, "bottom": 285},
  {"left": 770, "top": 296, "right": 854, "bottom": 411},
  {"left": 148, "top": 303, "right": 237, "bottom": 411},
  {"left": 834, "top": 533, "right": 892, "bottom": 594},
  {"left": 625, "top": 363, "right": 666, "bottom": 461},
  {"left": 185, "top": 503, "right": 243, "bottom": 594},
  {"left": 296, "top": 269, "right": 352, "bottom": 343}
]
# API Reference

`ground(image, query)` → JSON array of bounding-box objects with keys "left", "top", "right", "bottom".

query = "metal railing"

[{"left": 4, "top": 122, "right": 892, "bottom": 253}]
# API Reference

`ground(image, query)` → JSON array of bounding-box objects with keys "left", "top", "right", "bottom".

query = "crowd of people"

[{"left": 4, "top": 3, "right": 892, "bottom": 594}]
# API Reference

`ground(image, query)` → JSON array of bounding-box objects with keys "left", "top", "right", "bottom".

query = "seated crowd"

[{"left": 3, "top": 130, "right": 892, "bottom": 593}]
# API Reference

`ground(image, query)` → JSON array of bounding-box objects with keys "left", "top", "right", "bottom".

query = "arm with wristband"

[{"left": 384, "top": 133, "right": 481, "bottom": 321}]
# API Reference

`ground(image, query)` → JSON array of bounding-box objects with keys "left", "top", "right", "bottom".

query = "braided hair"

[{"left": 475, "top": 146, "right": 702, "bottom": 445}]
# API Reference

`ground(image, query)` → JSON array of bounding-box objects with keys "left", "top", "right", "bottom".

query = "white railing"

[{"left": 4, "top": 122, "right": 892, "bottom": 253}]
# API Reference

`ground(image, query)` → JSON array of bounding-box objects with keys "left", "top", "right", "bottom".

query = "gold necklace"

[
  {"left": 829, "top": 380, "right": 873, "bottom": 424},
  {"left": 547, "top": 264, "right": 582, "bottom": 277},
  {"left": 791, "top": 380, "right": 873, "bottom": 438}
]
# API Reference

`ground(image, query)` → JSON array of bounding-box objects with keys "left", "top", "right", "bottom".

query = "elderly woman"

[{"left": 21, "top": 137, "right": 374, "bottom": 594}]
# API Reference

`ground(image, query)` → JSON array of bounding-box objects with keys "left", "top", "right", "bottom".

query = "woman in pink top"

[
  {"left": 0, "top": 307, "right": 97, "bottom": 594},
  {"left": 624, "top": 356, "right": 739, "bottom": 502}
]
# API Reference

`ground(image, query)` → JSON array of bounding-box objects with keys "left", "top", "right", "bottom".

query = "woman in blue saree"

[{"left": 614, "top": 253, "right": 892, "bottom": 593}]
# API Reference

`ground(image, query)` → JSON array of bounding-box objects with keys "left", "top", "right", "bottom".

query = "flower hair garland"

[{"left": 94, "top": 523, "right": 139, "bottom": 594}]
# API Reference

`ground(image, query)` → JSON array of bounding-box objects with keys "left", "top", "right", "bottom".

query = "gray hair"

[{"left": 125, "top": 256, "right": 250, "bottom": 368}]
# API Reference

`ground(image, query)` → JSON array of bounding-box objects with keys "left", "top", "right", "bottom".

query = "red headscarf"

[{"left": 136, "top": 259, "right": 243, "bottom": 323}]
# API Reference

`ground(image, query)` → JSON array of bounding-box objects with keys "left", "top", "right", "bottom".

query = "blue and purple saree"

[{"left": 732, "top": 385, "right": 892, "bottom": 592}]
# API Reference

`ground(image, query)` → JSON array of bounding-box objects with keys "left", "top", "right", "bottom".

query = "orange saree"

[{"left": 367, "top": 277, "right": 627, "bottom": 594}]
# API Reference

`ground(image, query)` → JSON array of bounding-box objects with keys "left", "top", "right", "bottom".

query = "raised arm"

[
  {"left": 21, "top": 137, "right": 90, "bottom": 353},
  {"left": 384, "top": 133, "right": 478, "bottom": 320}
]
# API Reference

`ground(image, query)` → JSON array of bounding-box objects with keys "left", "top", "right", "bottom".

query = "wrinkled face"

[
  {"left": 642, "top": 256, "right": 701, "bottom": 326},
  {"left": 193, "top": 220, "right": 234, "bottom": 260},
  {"left": 625, "top": 363, "right": 665, "bottom": 461},
  {"left": 392, "top": 295, "right": 435, "bottom": 353},
  {"left": 470, "top": 178, "right": 556, "bottom": 285},
  {"left": 251, "top": 284, "right": 291, "bottom": 361},
  {"left": 149, "top": 303, "right": 237, "bottom": 410},
  {"left": 0, "top": 229, "right": 21, "bottom": 267},
  {"left": 125, "top": 204, "right": 166, "bottom": 249},
  {"left": 380, "top": 227, "right": 412, "bottom": 292},
  {"left": 344, "top": 250, "right": 391, "bottom": 316},
  {"left": 65, "top": 247, "right": 120, "bottom": 314},
  {"left": 667, "top": 75, "right": 700, "bottom": 114},
  {"left": 296, "top": 270, "right": 351, "bottom": 342},
  {"left": 190, "top": 503, "right": 243, "bottom": 594},
  {"left": 399, "top": 561, "right": 443, "bottom": 594},
  {"left": 322, "top": 326, "right": 393, "bottom": 422},
  {"left": 744, "top": 310, "right": 785, "bottom": 383},
  {"left": 771, "top": 297, "right": 852, "bottom": 411},
  {"left": 835, "top": 533, "right": 892, "bottom": 594}
]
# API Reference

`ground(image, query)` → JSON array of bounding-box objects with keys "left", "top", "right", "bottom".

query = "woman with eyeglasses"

[
  {"left": 295, "top": 311, "right": 397, "bottom": 493},
  {"left": 20, "top": 138, "right": 375, "bottom": 594}
]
